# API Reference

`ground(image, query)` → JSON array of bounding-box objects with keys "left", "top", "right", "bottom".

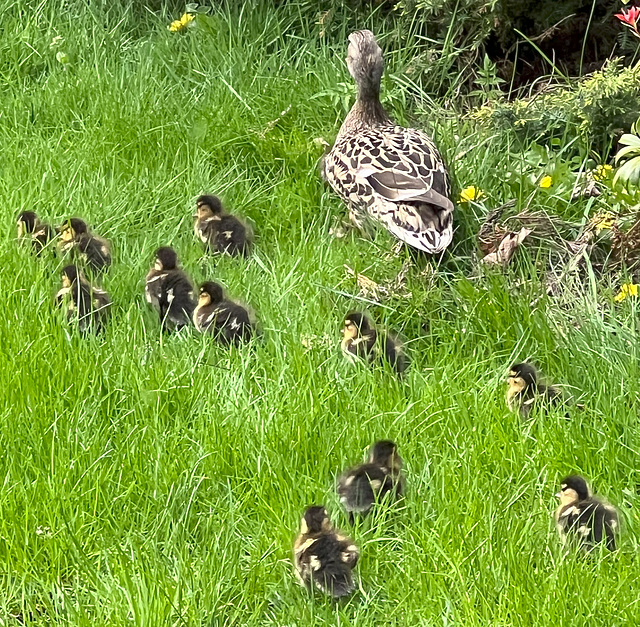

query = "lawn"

[{"left": 1, "top": 1, "right": 639, "bottom": 625}]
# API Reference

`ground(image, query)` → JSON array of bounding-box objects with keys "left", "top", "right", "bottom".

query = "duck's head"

[
  {"left": 300, "top": 506, "right": 332, "bottom": 535},
  {"left": 342, "top": 311, "right": 371, "bottom": 341},
  {"left": 61, "top": 264, "right": 81, "bottom": 288},
  {"left": 507, "top": 362, "right": 538, "bottom": 394},
  {"left": 17, "top": 211, "right": 39, "bottom": 237},
  {"left": 369, "top": 440, "right": 401, "bottom": 470},
  {"left": 346, "top": 30, "right": 384, "bottom": 96},
  {"left": 153, "top": 246, "right": 179, "bottom": 271},
  {"left": 196, "top": 195, "right": 223, "bottom": 219},
  {"left": 198, "top": 281, "right": 224, "bottom": 307},
  {"left": 59, "top": 218, "right": 88, "bottom": 243},
  {"left": 557, "top": 475, "right": 590, "bottom": 506}
]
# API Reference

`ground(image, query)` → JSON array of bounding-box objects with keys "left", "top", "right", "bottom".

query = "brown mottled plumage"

[
  {"left": 58, "top": 218, "right": 112, "bottom": 273},
  {"left": 323, "top": 30, "right": 454, "bottom": 253}
]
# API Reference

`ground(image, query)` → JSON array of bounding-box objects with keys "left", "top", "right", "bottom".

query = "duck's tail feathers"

[{"left": 313, "top": 565, "right": 355, "bottom": 598}]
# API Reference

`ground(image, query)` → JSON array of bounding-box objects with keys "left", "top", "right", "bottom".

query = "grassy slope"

[{"left": 0, "top": 1, "right": 639, "bottom": 625}]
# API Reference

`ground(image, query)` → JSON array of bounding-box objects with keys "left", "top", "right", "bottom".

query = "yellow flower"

[
  {"left": 593, "top": 164, "right": 613, "bottom": 182},
  {"left": 539, "top": 175, "right": 553, "bottom": 189},
  {"left": 459, "top": 186, "right": 484, "bottom": 203},
  {"left": 614, "top": 283, "right": 639, "bottom": 302},
  {"left": 169, "top": 13, "right": 194, "bottom": 32},
  {"left": 591, "top": 211, "right": 615, "bottom": 233}
]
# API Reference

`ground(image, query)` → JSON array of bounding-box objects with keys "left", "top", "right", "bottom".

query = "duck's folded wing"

[{"left": 366, "top": 170, "right": 454, "bottom": 212}]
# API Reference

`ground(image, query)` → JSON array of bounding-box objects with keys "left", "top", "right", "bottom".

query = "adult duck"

[{"left": 324, "top": 30, "right": 454, "bottom": 254}]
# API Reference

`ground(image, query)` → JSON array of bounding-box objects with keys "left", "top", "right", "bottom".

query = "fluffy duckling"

[
  {"left": 506, "top": 362, "right": 561, "bottom": 418},
  {"left": 337, "top": 440, "right": 404, "bottom": 523},
  {"left": 16, "top": 211, "right": 56, "bottom": 254},
  {"left": 145, "top": 247, "right": 195, "bottom": 331},
  {"left": 58, "top": 218, "right": 112, "bottom": 273},
  {"left": 555, "top": 475, "right": 619, "bottom": 552},
  {"left": 341, "top": 311, "right": 408, "bottom": 375},
  {"left": 193, "top": 281, "right": 255, "bottom": 345},
  {"left": 194, "top": 195, "right": 253, "bottom": 257},
  {"left": 55, "top": 264, "right": 111, "bottom": 334},
  {"left": 293, "top": 506, "right": 359, "bottom": 598}
]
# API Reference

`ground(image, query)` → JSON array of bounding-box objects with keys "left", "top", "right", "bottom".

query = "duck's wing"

[{"left": 356, "top": 128, "right": 454, "bottom": 252}]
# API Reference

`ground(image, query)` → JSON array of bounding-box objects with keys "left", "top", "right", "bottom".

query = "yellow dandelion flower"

[
  {"left": 539, "top": 175, "right": 553, "bottom": 189},
  {"left": 169, "top": 13, "right": 194, "bottom": 32},
  {"left": 593, "top": 164, "right": 613, "bottom": 182},
  {"left": 459, "top": 186, "right": 484, "bottom": 203},
  {"left": 614, "top": 283, "right": 639, "bottom": 302},
  {"left": 591, "top": 211, "right": 615, "bottom": 233}
]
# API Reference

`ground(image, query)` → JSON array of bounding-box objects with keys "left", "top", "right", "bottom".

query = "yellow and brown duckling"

[
  {"left": 194, "top": 195, "right": 253, "bottom": 257},
  {"left": 55, "top": 264, "right": 111, "bottom": 334},
  {"left": 341, "top": 311, "right": 408, "bottom": 375},
  {"left": 506, "top": 362, "right": 561, "bottom": 418},
  {"left": 193, "top": 281, "right": 255, "bottom": 346},
  {"left": 337, "top": 440, "right": 404, "bottom": 523},
  {"left": 293, "top": 506, "right": 359, "bottom": 598},
  {"left": 58, "top": 218, "right": 112, "bottom": 273},
  {"left": 145, "top": 246, "right": 195, "bottom": 331},
  {"left": 555, "top": 475, "right": 619, "bottom": 552},
  {"left": 17, "top": 211, "right": 56, "bottom": 255}
]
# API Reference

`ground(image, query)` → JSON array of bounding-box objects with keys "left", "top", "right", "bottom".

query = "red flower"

[{"left": 616, "top": 5, "right": 640, "bottom": 29}]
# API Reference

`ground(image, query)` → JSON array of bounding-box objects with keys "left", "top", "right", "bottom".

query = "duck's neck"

[{"left": 337, "top": 89, "right": 391, "bottom": 137}]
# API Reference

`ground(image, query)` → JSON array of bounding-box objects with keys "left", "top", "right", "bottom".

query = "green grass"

[{"left": 1, "top": 1, "right": 640, "bottom": 625}]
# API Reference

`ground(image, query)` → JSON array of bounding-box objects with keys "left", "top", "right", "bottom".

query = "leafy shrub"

[{"left": 470, "top": 60, "right": 640, "bottom": 155}]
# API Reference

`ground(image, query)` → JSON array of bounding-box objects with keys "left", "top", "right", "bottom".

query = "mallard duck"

[
  {"left": 193, "top": 281, "right": 255, "bottom": 345},
  {"left": 337, "top": 440, "right": 404, "bottom": 524},
  {"left": 16, "top": 211, "right": 55, "bottom": 254},
  {"left": 323, "top": 30, "right": 454, "bottom": 254},
  {"left": 555, "top": 475, "right": 619, "bottom": 552},
  {"left": 58, "top": 218, "right": 112, "bottom": 273},
  {"left": 194, "top": 195, "right": 252, "bottom": 257},
  {"left": 145, "top": 247, "right": 195, "bottom": 331},
  {"left": 293, "top": 506, "right": 359, "bottom": 598},
  {"left": 506, "top": 362, "right": 561, "bottom": 417},
  {"left": 55, "top": 264, "right": 111, "bottom": 334},
  {"left": 341, "top": 311, "right": 408, "bottom": 375}
]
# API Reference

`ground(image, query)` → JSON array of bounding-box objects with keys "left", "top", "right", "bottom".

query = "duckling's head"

[
  {"left": 17, "top": 211, "right": 39, "bottom": 236},
  {"left": 154, "top": 246, "right": 178, "bottom": 271},
  {"left": 196, "top": 195, "right": 223, "bottom": 219},
  {"left": 198, "top": 281, "right": 224, "bottom": 307},
  {"left": 60, "top": 218, "right": 88, "bottom": 242},
  {"left": 557, "top": 475, "right": 591, "bottom": 506},
  {"left": 61, "top": 264, "right": 81, "bottom": 288},
  {"left": 369, "top": 440, "right": 401, "bottom": 468},
  {"left": 507, "top": 362, "right": 538, "bottom": 394},
  {"left": 342, "top": 311, "right": 371, "bottom": 341},
  {"left": 346, "top": 30, "right": 384, "bottom": 96},
  {"left": 300, "top": 506, "right": 332, "bottom": 535}
]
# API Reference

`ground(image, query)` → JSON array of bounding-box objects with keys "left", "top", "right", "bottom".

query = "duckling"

[
  {"left": 341, "top": 311, "right": 408, "bottom": 375},
  {"left": 337, "top": 440, "right": 404, "bottom": 523},
  {"left": 55, "top": 264, "right": 111, "bottom": 334},
  {"left": 293, "top": 506, "right": 359, "bottom": 598},
  {"left": 16, "top": 211, "right": 56, "bottom": 254},
  {"left": 194, "top": 195, "right": 253, "bottom": 257},
  {"left": 58, "top": 218, "right": 112, "bottom": 273},
  {"left": 506, "top": 362, "right": 561, "bottom": 418},
  {"left": 555, "top": 475, "right": 619, "bottom": 552},
  {"left": 193, "top": 281, "right": 255, "bottom": 345},
  {"left": 145, "top": 247, "right": 195, "bottom": 331}
]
